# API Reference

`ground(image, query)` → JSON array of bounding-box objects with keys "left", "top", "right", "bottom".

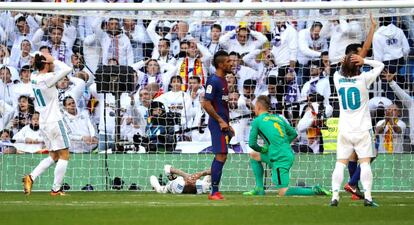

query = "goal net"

[{"left": 0, "top": 1, "right": 413, "bottom": 192}]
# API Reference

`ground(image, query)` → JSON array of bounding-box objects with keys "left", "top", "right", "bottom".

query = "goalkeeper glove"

[{"left": 261, "top": 145, "right": 269, "bottom": 153}]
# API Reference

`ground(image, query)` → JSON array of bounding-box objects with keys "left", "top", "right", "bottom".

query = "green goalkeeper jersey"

[{"left": 249, "top": 112, "right": 297, "bottom": 160}]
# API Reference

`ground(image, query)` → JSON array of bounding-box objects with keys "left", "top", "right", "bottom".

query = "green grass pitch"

[{"left": 1, "top": 192, "right": 413, "bottom": 225}]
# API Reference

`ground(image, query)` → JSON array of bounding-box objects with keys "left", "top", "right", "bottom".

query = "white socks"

[
  {"left": 360, "top": 162, "right": 373, "bottom": 201},
  {"left": 331, "top": 162, "right": 346, "bottom": 201},
  {"left": 30, "top": 156, "right": 55, "bottom": 181},
  {"left": 52, "top": 159, "right": 68, "bottom": 192}
]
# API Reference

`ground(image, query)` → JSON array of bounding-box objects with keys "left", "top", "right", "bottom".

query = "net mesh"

[{"left": 0, "top": 3, "right": 413, "bottom": 192}]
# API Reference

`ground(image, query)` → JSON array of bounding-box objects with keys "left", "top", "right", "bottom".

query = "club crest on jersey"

[{"left": 206, "top": 85, "right": 213, "bottom": 94}]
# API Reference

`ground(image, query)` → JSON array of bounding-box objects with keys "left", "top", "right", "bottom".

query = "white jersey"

[
  {"left": 334, "top": 59, "right": 384, "bottom": 133},
  {"left": 31, "top": 60, "right": 72, "bottom": 124}
]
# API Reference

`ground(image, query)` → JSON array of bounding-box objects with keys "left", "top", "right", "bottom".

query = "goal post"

[{"left": 0, "top": 1, "right": 413, "bottom": 192}]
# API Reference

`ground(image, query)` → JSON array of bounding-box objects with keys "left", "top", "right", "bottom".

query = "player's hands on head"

[
  {"left": 350, "top": 54, "right": 364, "bottom": 66},
  {"left": 42, "top": 53, "right": 54, "bottom": 64}
]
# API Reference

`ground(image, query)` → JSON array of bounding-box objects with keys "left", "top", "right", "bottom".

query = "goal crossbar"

[{"left": 0, "top": 1, "right": 413, "bottom": 11}]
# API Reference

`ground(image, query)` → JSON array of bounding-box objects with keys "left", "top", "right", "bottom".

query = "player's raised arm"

[{"left": 358, "top": 12, "right": 377, "bottom": 58}]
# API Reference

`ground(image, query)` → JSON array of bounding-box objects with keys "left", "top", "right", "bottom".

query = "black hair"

[
  {"left": 63, "top": 96, "right": 75, "bottom": 107},
  {"left": 345, "top": 43, "right": 362, "bottom": 55},
  {"left": 379, "top": 17, "right": 393, "bottom": 27},
  {"left": 17, "top": 95, "right": 35, "bottom": 114},
  {"left": 213, "top": 50, "right": 229, "bottom": 68},
  {"left": 310, "top": 21, "right": 323, "bottom": 30},
  {"left": 211, "top": 24, "right": 222, "bottom": 32},
  {"left": 33, "top": 54, "right": 47, "bottom": 71},
  {"left": 15, "top": 16, "right": 26, "bottom": 24},
  {"left": 39, "top": 45, "right": 51, "bottom": 53},
  {"left": 321, "top": 51, "right": 329, "bottom": 57},
  {"left": 229, "top": 51, "right": 241, "bottom": 59},
  {"left": 170, "top": 75, "right": 183, "bottom": 84},
  {"left": 189, "top": 76, "right": 201, "bottom": 83},
  {"left": 309, "top": 59, "right": 322, "bottom": 68},
  {"left": 0, "top": 129, "right": 13, "bottom": 138},
  {"left": 159, "top": 38, "right": 170, "bottom": 47}
]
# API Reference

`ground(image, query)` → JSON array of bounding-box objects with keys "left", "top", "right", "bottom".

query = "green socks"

[
  {"left": 250, "top": 159, "right": 264, "bottom": 189},
  {"left": 285, "top": 187, "right": 317, "bottom": 196}
]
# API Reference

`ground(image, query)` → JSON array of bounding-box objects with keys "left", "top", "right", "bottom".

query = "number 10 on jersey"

[{"left": 338, "top": 87, "right": 361, "bottom": 110}]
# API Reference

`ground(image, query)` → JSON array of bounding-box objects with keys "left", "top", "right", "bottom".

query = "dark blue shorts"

[{"left": 209, "top": 123, "right": 228, "bottom": 154}]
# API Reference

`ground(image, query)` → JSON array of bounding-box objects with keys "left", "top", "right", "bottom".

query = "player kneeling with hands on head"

[
  {"left": 244, "top": 95, "right": 331, "bottom": 197},
  {"left": 150, "top": 165, "right": 211, "bottom": 194}
]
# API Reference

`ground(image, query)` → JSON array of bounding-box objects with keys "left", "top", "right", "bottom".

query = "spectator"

[
  {"left": 225, "top": 72, "right": 238, "bottom": 93},
  {"left": 63, "top": 96, "right": 98, "bottom": 153},
  {"left": 297, "top": 21, "right": 328, "bottom": 85},
  {"left": 6, "top": 14, "right": 39, "bottom": 66},
  {"left": 260, "top": 76, "right": 279, "bottom": 114},
  {"left": 176, "top": 39, "right": 212, "bottom": 89},
  {"left": 239, "top": 79, "right": 257, "bottom": 112},
  {"left": 70, "top": 53, "right": 85, "bottom": 77},
  {"left": 296, "top": 93, "right": 333, "bottom": 154},
  {"left": 384, "top": 71, "right": 414, "bottom": 152},
  {"left": 9, "top": 39, "right": 32, "bottom": 71},
  {"left": 32, "top": 26, "right": 73, "bottom": 66},
  {"left": 12, "top": 111, "right": 44, "bottom": 154},
  {"left": 12, "top": 95, "right": 35, "bottom": 134},
  {"left": 154, "top": 38, "right": 177, "bottom": 66},
  {"left": 270, "top": 10, "right": 298, "bottom": 81},
  {"left": 228, "top": 51, "right": 259, "bottom": 94},
  {"left": 0, "top": 100, "right": 14, "bottom": 131},
  {"left": 155, "top": 75, "right": 192, "bottom": 128},
  {"left": 12, "top": 65, "right": 34, "bottom": 101},
  {"left": 376, "top": 104, "right": 406, "bottom": 154},
  {"left": 206, "top": 24, "right": 224, "bottom": 55},
  {"left": 242, "top": 48, "right": 278, "bottom": 94},
  {"left": 132, "top": 58, "right": 177, "bottom": 92},
  {"left": 0, "top": 129, "right": 15, "bottom": 154},
  {"left": 300, "top": 59, "right": 331, "bottom": 106},
  {"left": 0, "top": 44, "right": 10, "bottom": 65},
  {"left": 141, "top": 101, "right": 177, "bottom": 153},
  {"left": 373, "top": 17, "right": 410, "bottom": 86},
  {"left": 219, "top": 25, "right": 267, "bottom": 55},
  {"left": 146, "top": 19, "right": 175, "bottom": 61},
  {"left": 89, "top": 17, "right": 134, "bottom": 65},
  {"left": 123, "top": 18, "right": 146, "bottom": 62},
  {"left": 169, "top": 21, "right": 192, "bottom": 56},
  {"left": 228, "top": 91, "right": 250, "bottom": 149},
  {"left": 56, "top": 73, "right": 86, "bottom": 104},
  {"left": 0, "top": 66, "right": 17, "bottom": 107}
]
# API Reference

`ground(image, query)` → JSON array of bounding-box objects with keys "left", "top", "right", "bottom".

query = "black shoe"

[
  {"left": 330, "top": 199, "right": 339, "bottom": 207},
  {"left": 364, "top": 199, "right": 379, "bottom": 207}
]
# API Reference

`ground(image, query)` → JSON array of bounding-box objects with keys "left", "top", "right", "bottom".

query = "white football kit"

[
  {"left": 31, "top": 60, "right": 73, "bottom": 151},
  {"left": 334, "top": 59, "right": 384, "bottom": 159}
]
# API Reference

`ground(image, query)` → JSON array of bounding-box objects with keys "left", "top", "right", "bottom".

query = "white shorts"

[
  {"left": 40, "top": 120, "right": 71, "bottom": 151},
  {"left": 336, "top": 130, "right": 375, "bottom": 160},
  {"left": 166, "top": 176, "right": 185, "bottom": 194}
]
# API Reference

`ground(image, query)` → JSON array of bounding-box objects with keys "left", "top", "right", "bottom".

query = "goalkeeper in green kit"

[{"left": 243, "top": 95, "right": 331, "bottom": 197}]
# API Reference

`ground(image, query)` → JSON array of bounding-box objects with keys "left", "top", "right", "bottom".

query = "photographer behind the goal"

[
  {"left": 133, "top": 101, "right": 179, "bottom": 153},
  {"left": 295, "top": 93, "right": 333, "bottom": 154}
]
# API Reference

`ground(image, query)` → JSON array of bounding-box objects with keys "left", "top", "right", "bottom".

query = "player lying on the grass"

[
  {"left": 150, "top": 165, "right": 211, "bottom": 194},
  {"left": 244, "top": 95, "right": 331, "bottom": 197}
]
